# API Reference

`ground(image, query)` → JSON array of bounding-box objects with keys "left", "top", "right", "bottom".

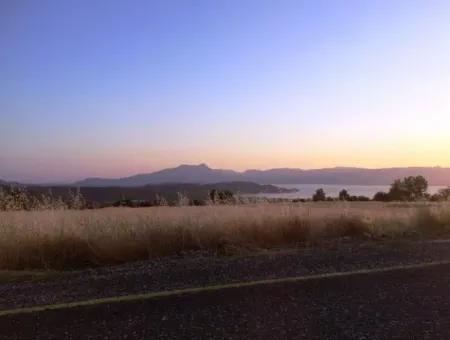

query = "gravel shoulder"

[{"left": 2, "top": 239, "right": 450, "bottom": 311}]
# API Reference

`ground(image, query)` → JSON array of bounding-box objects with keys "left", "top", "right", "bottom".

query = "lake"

[{"left": 252, "top": 184, "right": 447, "bottom": 199}]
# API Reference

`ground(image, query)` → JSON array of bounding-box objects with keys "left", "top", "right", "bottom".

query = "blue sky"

[{"left": 1, "top": 0, "right": 450, "bottom": 182}]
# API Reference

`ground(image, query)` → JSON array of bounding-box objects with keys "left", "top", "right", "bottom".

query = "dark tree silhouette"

[
  {"left": 209, "top": 189, "right": 234, "bottom": 203},
  {"left": 339, "top": 189, "right": 350, "bottom": 201},
  {"left": 313, "top": 188, "right": 326, "bottom": 202},
  {"left": 374, "top": 175, "right": 429, "bottom": 202}
]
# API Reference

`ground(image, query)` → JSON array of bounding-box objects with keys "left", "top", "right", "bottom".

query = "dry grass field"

[{"left": 1, "top": 202, "right": 450, "bottom": 270}]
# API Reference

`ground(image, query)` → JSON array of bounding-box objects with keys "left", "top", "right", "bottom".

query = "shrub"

[
  {"left": 209, "top": 189, "right": 235, "bottom": 204},
  {"left": 374, "top": 191, "right": 391, "bottom": 202}
]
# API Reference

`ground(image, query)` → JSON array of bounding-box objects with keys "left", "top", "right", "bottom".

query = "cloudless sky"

[{"left": 1, "top": 0, "right": 450, "bottom": 182}]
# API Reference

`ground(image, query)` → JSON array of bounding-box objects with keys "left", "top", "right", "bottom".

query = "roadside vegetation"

[
  {"left": 1, "top": 202, "right": 450, "bottom": 270},
  {"left": 0, "top": 175, "right": 449, "bottom": 270}
]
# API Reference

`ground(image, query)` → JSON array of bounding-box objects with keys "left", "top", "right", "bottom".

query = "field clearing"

[{"left": 1, "top": 202, "right": 450, "bottom": 270}]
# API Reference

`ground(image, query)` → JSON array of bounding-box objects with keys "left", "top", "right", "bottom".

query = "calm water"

[{"left": 252, "top": 184, "right": 446, "bottom": 200}]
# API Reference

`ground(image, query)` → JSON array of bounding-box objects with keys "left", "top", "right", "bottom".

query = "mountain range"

[{"left": 73, "top": 164, "right": 450, "bottom": 187}]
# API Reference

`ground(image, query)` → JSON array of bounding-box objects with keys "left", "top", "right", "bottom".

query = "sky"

[{"left": 1, "top": 0, "right": 450, "bottom": 183}]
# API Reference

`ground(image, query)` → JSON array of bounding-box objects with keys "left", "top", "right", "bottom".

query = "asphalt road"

[
  {"left": 2, "top": 261, "right": 450, "bottom": 339},
  {"left": 4, "top": 240, "right": 450, "bottom": 311}
]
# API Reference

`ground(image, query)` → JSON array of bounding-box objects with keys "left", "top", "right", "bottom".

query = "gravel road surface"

[
  {"left": 3, "top": 240, "right": 450, "bottom": 310},
  {"left": 2, "top": 240, "right": 450, "bottom": 339}
]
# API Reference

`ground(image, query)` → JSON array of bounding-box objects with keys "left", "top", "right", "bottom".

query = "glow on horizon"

[{"left": 1, "top": 1, "right": 450, "bottom": 183}]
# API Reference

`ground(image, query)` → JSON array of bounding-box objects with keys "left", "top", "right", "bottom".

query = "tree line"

[
  {"left": 0, "top": 185, "right": 239, "bottom": 211},
  {"left": 312, "top": 176, "right": 450, "bottom": 202},
  {"left": 1, "top": 176, "right": 449, "bottom": 210}
]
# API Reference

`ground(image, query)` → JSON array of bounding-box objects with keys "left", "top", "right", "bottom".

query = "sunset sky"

[{"left": 1, "top": 0, "right": 450, "bottom": 183}]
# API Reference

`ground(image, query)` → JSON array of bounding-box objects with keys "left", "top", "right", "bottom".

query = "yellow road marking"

[{"left": 1, "top": 260, "right": 450, "bottom": 317}]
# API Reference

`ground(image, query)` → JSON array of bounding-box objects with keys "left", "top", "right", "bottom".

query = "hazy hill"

[
  {"left": 0, "top": 179, "right": 19, "bottom": 186},
  {"left": 74, "top": 164, "right": 450, "bottom": 187},
  {"left": 75, "top": 164, "right": 240, "bottom": 187},
  {"left": 242, "top": 167, "right": 450, "bottom": 185}
]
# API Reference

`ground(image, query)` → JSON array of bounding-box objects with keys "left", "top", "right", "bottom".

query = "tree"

[
  {"left": 312, "top": 188, "right": 326, "bottom": 202},
  {"left": 339, "top": 189, "right": 350, "bottom": 201},
  {"left": 438, "top": 187, "right": 450, "bottom": 201},
  {"left": 388, "top": 179, "right": 409, "bottom": 201},
  {"left": 387, "top": 176, "right": 428, "bottom": 201},
  {"left": 403, "top": 175, "right": 428, "bottom": 200},
  {"left": 431, "top": 187, "right": 450, "bottom": 202},
  {"left": 373, "top": 176, "right": 429, "bottom": 202}
]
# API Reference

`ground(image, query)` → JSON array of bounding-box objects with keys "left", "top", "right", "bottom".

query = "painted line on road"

[{"left": 2, "top": 260, "right": 450, "bottom": 317}]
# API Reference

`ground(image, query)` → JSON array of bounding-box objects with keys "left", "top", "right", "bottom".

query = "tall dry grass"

[{"left": 1, "top": 202, "right": 450, "bottom": 270}]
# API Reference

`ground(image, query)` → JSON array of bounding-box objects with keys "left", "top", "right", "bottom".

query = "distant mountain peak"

[{"left": 176, "top": 163, "right": 210, "bottom": 169}]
